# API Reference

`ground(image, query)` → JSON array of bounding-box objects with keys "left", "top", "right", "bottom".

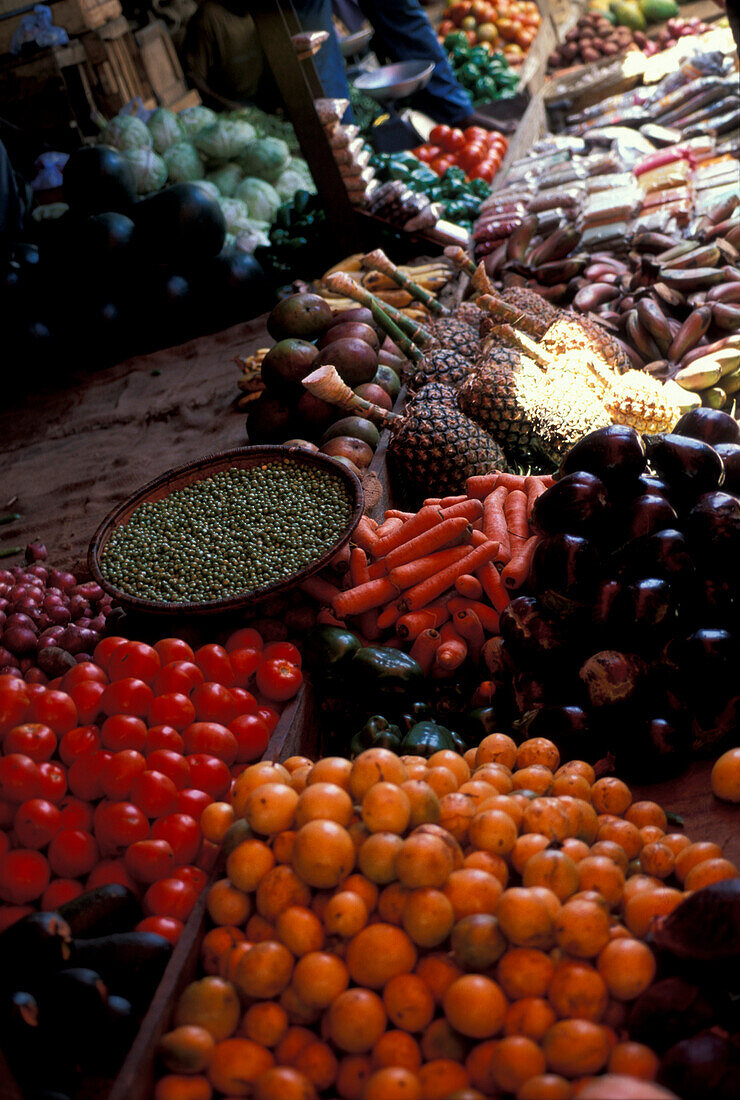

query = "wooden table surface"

[{"left": 2, "top": 320, "right": 738, "bottom": 863}]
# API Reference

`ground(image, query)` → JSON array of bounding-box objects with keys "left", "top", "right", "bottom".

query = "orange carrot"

[
  {"left": 477, "top": 561, "right": 510, "bottom": 614},
  {"left": 470, "top": 528, "right": 490, "bottom": 547},
  {"left": 389, "top": 546, "right": 469, "bottom": 590},
  {"left": 466, "top": 473, "right": 500, "bottom": 500},
  {"left": 504, "top": 489, "right": 529, "bottom": 545},
  {"left": 472, "top": 681, "right": 496, "bottom": 707},
  {"left": 434, "top": 622, "right": 468, "bottom": 674},
  {"left": 482, "top": 635, "right": 508, "bottom": 677},
  {"left": 410, "top": 628, "right": 441, "bottom": 675},
  {"left": 439, "top": 495, "right": 467, "bottom": 508},
  {"left": 540, "top": 475, "right": 555, "bottom": 487},
  {"left": 396, "top": 601, "right": 451, "bottom": 640},
  {"left": 353, "top": 515, "right": 379, "bottom": 553},
  {"left": 372, "top": 505, "right": 443, "bottom": 558},
  {"left": 316, "top": 609, "right": 345, "bottom": 626},
  {"left": 448, "top": 597, "right": 501, "bottom": 635},
  {"left": 368, "top": 561, "right": 389, "bottom": 580},
  {"left": 384, "top": 517, "right": 472, "bottom": 570},
  {"left": 400, "top": 540, "right": 500, "bottom": 612},
  {"left": 497, "top": 472, "right": 528, "bottom": 492},
  {"left": 357, "top": 610, "right": 381, "bottom": 641},
  {"left": 383, "top": 510, "right": 415, "bottom": 522},
  {"left": 300, "top": 575, "right": 342, "bottom": 605},
  {"left": 422, "top": 498, "right": 443, "bottom": 507},
  {"left": 349, "top": 547, "right": 370, "bottom": 587},
  {"left": 500, "top": 534, "right": 539, "bottom": 590},
  {"left": 453, "top": 609, "right": 485, "bottom": 662},
  {"left": 375, "top": 516, "right": 404, "bottom": 540},
  {"left": 441, "top": 498, "right": 484, "bottom": 523},
  {"left": 483, "top": 486, "right": 510, "bottom": 550},
  {"left": 330, "top": 544, "right": 352, "bottom": 574},
  {"left": 333, "top": 578, "right": 399, "bottom": 618},
  {"left": 454, "top": 573, "right": 483, "bottom": 600},
  {"left": 525, "top": 476, "right": 548, "bottom": 514},
  {"left": 377, "top": 603, "right": 401, "bottom": 631}
]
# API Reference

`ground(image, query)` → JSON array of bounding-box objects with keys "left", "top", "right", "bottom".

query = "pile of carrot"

[{"left": 300, "top": 471, "right": 554, "bottom": 678}]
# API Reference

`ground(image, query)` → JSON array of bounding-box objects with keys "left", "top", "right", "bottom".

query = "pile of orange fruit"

[{"left": 154, "top": 738, "right": 738, "bottom": 1100}]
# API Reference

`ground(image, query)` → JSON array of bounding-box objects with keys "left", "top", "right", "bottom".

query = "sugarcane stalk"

[
  {"left": 476, "top": 295, "right": 544, "bottom": 339},
  {"left": 303, "top": 365, "right": 401, "bottom": 427},
  {"left": 495, "top": 323, "right": 554, "bottom": 368},
  {"left": 444, "top": 246, "right": 476, "bottom": 276},
  {"left": 325, "top": 273, "right": 425, "bottom": 362},
  {"left": 362, "top": 249, "right": 450, "bottom": 317}
]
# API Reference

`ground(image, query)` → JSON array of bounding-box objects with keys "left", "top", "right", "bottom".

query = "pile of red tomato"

[
  {"left": 0, "top": 628, "right": 302, "bottom": 942},
  {"left": 413, "top": 124, "right": 509, "bottom": 184}
]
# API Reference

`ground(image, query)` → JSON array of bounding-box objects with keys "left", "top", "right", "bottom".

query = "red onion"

[
  {"left": 1, "top": 666, "right": 22, "bottom": 677},
  {"left": 25, "top": 541, "right": 47, "bottom": 563},
  {"left": 67, "top": 595, "right": 88, "bottom": 619},
  {"left": 58, "top": 625, "right": 99, "bottom": 655},
  {"left": 89, "top": 614, "right": 107, "bottom": 633},
  {"left": 10, "top": 585, "right": 41, "bottom": 604},
  {"left": 0, "top": 612, "right": 5, "bottom": 630},
  {"left": 75, "top": 652, "right": 94, "bottom": 664},
  {"left": 37, "top": 634, "right": 60, "bottom": 652},
  {"left": 0, "top": 599, "right": 8, "bottom": 613},
  {"left": 0, "top": 584, "right": 10, "bottom": 598},
  {"left": 3, "top": 624, "right": 38, "bottom": 655},
  {"left": 18, "top": 657, "right": 33, "bottom": 672},
  {"left": 22, "top": 572, "right": 45, "bottom": 587},
  {"left": 37, "top": 646, "right": 76, "bottom": 678},
  {"left": 39, "top": 626, "right": 65, "bottom": 641},
  {"left": 25, "top": 667, "right": 48, "bottom": 684},
  {"left": 10, "top": 566, "right": 23, "bottom": 578},
  {"left": 14, "top": 598, "right": 43, "bottom": 617},
  {"left": 45, "top": 587, "right": 63, "bottom": 598},
  {"left": 46, "top": 604, "right": 71, "bottom": 626},
  {"left": 0, "top": 646, "right": 14, "bottom": 666},
  {"left": 36, "top": 615, "right": 51, "bottom": 632},
  {"left": 0, "top": 570, "right": 13, "bottom": 585},
  {"left": 6, "top": 613, "right": 36, "bottom": 631},
  {"left": 73, "top": 582, "right": 104, "bottom": 602},
  {"left": 25, "top": 566, "right": 48, "bottom": 582},
  {"left": 49, "top": 570, "right": 76, "bottom": 591}
]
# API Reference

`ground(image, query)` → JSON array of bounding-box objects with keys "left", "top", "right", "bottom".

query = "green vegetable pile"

[
  {"left": 369, "top": 151, "right": 491, "bottom": 231},
  {"left": 443, "top": 33, "right": 520, "bottom": 104},
  {"left": 255, "top": 190, "right": 328, "bottom": 282},
  {"left": 349, "top": 85, "right": 387, "bottom": 133},
  {"left": 100, "top": 461, "right": 352, "bottom": 603}
]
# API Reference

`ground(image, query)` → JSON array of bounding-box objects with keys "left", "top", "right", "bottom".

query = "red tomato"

[
  {"left": 146, "top": 750, "right": 190, "bottom": 791},
  {"left": 255, "top": 659, "right": 302, "bottom": 703},
  {"left": 101, "top": 678, "right": 154, "bottom": 719},
  {"left": 0, "top": 905, "right": 34, "bottom": 932},
  {"left": 0, "top": 676, "right": 30, "bottom": 736},
  {"left": 182, "top": 723, "right": 237, "bottom": 766},
  {"left": 186, "top": 754, "right": 231, "bottom": 800},
  {"left": 470, "top": 161, "right": 496, "bottom": 182},
  {"left": 4, "top": 723, "right": 56, "bottom": 762},
  {"left": 61, "top": 662, "right": 108, "bottom": 690},
  {"left": 458, "top": 146, "right": 486, "bottom": 173},
  {"left": 101, "top": 715, "right": 148, "bottom": 753},
  {"left": 124, "top": 839, "right": 175, "bottom": 884},
  {"left": 93, "top": 636, "right": 127, "bottom": 671},
  {"left": 68, "top": 681, "right": 105, "bottom": 725},
  {"left": 143, "top": 876, "right": 198, "bottom": 921},
  {"left": 429, "top": 124, "right": 452, "bottom": 147},
  {"left": 413, "top": 145, "right": 437, "bottom": 163},
  {"left": 0, "top": 754, "right": 41, "bottom": 803},
  {"left": 68, "top": 749, "right": 112, "bottom": 801},
  {"left": 229, "top": 648, "right": 261, "bottom": 687},
  {"left": 154, "top": 638, "right": 195, "bottom": 665},
  {"left": 153, "top": 661, "right": 204, "bottom": 697},
  {"left": 87, "top": 859, "right": 140, "bottom": 893},
  {"left": 256, "top": 706, "right": 280, "bottom": 735},
  {"left": 447, "top": 128, "right": 466, "bottom": 152},
  {"left": 194, "top": 645, "right": 234, "bottom": 687},
  {"left": 229, "top": 714, "right": 269, "bottom": 764},
  {"left": 135, "top": 915, "right": 183, "bottom": 944},
  {"left": 108, "top": 642, "right": 161, "bottom": 684},
  {"left": 262, "top": 642, "right": 302, "bottom": 668},
  {"left": 58, "top": 796, "right": 94, "bottom": 832},
  {"left": 176, "top": 788, "right": 213, "bottom": 819},
  {"left": 99, "top": 750, "right": 147, "bottom": 801},
  {"left": 14, "top": 799, "right": 62, "bottom": 849},
  {"left": 130, "top": 771, "right": 179, "bottom": 819},
  {"left": 171, "top": 865, "right": 208, "bottom": 893},
  {"left": 27, "top": 690, "right": 77, "bottom": 736},
  {"left": 48, "top": 829, "right": 98, "bottom": 878},
  {"left": 229, "top": 688, "right": 257, "bottom": 716},
  {"left": 0, "top": 849, "right": 50, "bottom": 904},
  {"left": 430, "top": 155, "right": 455, "bottom": 176},
  {"left": 59, "top": 725, "right": 100, "bottom": 767},
  {"left": 93, "top": 801, "right": 149, "bottom": 856},
  {"left": 190, "top": 683, "right": 237, "bottom": 725},
  {"left": 0, "top": 832, "right": 8, "bottom": 858},
  {"left": 38, "top": 763, "right": 67, "bottom": 804},
  {"left": 147, "top": 693, "right": 196, "bottom": 732},
  {"left": 145, "top": 726, "right": 184, "bottom": 755},
  {"left": 41, "top": 878, "right": 84, "bottom": 910},
  {"left": 0, "top": 802, "right": 13, "bottom": 829},
  {"left": 225, "top": 627, "right": 263, "bottom": 653},
  {"left": 151, "top": 814, "right": 200, "bottom": 866},
  {"left": 464, "top": 126, "right": 489, "bottom": 141}
]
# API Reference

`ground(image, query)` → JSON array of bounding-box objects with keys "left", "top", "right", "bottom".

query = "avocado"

[
  {"left": 639, "top": 0, "right": 678, "bottom": 20},
  {"left": 612, "top": 0, "right": 646, "bottom": 29},
  {"left": 321, "top": 416, "right": 381, "bottom": 450}
]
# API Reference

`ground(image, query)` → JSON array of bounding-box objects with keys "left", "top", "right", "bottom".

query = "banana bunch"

[
  {"left": 314, "top": 254, "right": 453, "bottom": 324},
  {"left": 235, "top": 348, "right": 269, "bottom": 410}
]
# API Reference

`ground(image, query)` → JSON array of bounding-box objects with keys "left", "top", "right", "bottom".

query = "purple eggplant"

[
  {"left": 499, "top": 596, "right": 568, "bottom": 662},
  {"left": 559, "top": 425, "right": 646, "bottom": 483},
  {"left": 628, "top": 978, "right": 720, "bottom": 1054},
  {"left": 635, "top": 473, "right": 672, "bottom": 497},
  {"left": 652, "top": 879, "right": 740, "bottom": 965},
  {"left": 529, "top": 534, "right": 600, "bottom": 610},
  {"left": 616, "top": 715, "right": 690, "bottom": 783},
  {"left": 659, "top": 1033, "right": 740, "bottom": 1100},
  {"left": 683, "top": 574, "right": 738, "bottom": 631},
  {"left": 715, "top": 442, "right": 740, "bottom": 495},
  {"left": 674, "top": 407, "right": 740, "bottom": 446},
  {"left": 519, "top": 704, "right": 605, "bottom": 764},
  {"left": 530, "top": 472, "right": 609, "bottom": 537},
  {"left": 591, "top": 578, "right": 621, "bottom": 630},
  {"left": 684, "top": 491, "right": 740, "bottom": 572},
  {"left": 615, "top": 577, "right": 674, "bottom": 637},
  {"left": 579, "top": 650, "right": 645, "bottom": 708},
  {"left": 624, "top": 493, "right": 678, "bottom": 540},
  {"left": 613, "top": 528, "right": 694, "bottom": 585},
  {"left": 645, "top": 433, "right": 725, "bottom": 495}
]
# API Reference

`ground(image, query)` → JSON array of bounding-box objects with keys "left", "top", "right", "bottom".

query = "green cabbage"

[
  {"left": 102, "top": 115, "right": 152, "bottom": 152},
  {"left": 217, "top": 197, "right": 254, "bottom": 233},
  {"left": 178, "top": 106, "right": 217, "bottom": 138},
  {"left": 163, "top": 141, "right": 204, "bottom": 183},
  {"left": 147, "top": 108, "right": 183, "bottom": 153},
  {"left": 234, "top": 220, "right": 271, "bottom": 253},
  {"left": 233, "top": 177, "right": 281, "bottom": 222},
  {"left": 238, "top": 137, "right": 290, "bottom": 182},
  {"left": 229, "top": 106, "right": 300, "bottom": 152},
  {"left": 206, "top": 162, "right": 243, "bottom": 197},
  {"left": 289, "top": 156, "right": 311, "bottom": 179},
  {"left": 192, "top": 179, "right": 221, "bottom": 201},
  {"left": 195, "top": 120, "right": 256, "bottom": 162},
  {"left": 123, "top": 148, "right": 168, "bottom": 194},
  {"left": 274, "top": 168, "right": 316, "bottom": 201}
]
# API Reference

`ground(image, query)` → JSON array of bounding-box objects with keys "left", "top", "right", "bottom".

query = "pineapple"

[
  {"left": 541, "top": 312, "right": 633, "bottom": 376},
  {"left": 590, "top": 365, "right": 681, "bottom": 433},
  {"left": 502, "top": 287, "right": 560, "bottom": 329},
  {"left": 455, "top": 301, "right": 484, "bottom": 328},
  {"left": 428, "top": 317, "right": 481, "bottom": 363},
  {"left": 408, "top": 346, "right": 476, "bottom": 390}
]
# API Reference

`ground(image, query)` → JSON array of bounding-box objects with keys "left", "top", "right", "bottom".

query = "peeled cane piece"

[
  {"left": 362, "top": 249, "right": 450, "bottom": 316},
  {"left": 303, "top": 365, "right": 505, "bottom": 494},
  {"left": 325, "top": 271, "right": 434, "bottom": 352}
]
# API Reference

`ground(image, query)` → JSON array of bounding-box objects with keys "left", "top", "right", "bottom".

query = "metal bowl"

[
  {"left": 353, "top": 59, "right": 436, "bottom": 103},
  {"left": 340, "top": 27, "right": 373, "bottom": 57},
  {"left": 88, "top": 445, "right": 363, "bottom": 616}
]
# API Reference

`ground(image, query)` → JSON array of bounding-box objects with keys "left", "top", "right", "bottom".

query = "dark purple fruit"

[
  {"left": 373, "top": 364, "right": 402, "bottom": 400},
  {"left": 591, "top": 578, "right": 621, "bottom": 629},
  {"left": 659, "top": 1032, "right": 739, "bottom": 1100},
  {"left": 624, "top": 493, "right": 678, "bottom": 540},
  {"left": 715, "top": 442, "right": 740, "bottom": 495},
  {"left": 616, "top": 716, "right": 690, "bottom": 783},
  {"left": 267, "top": 293, "right": 333, "bottom": 341},
  {"left": 316, "top": 338, "right": 378, "bottom": 387},
  {"left": 499, "top": 596, "right": 568, "bottom": 662},
  {"left": 627, "top": 977, "right": 717, "bottom": 1052},
  {"left": 684, "top": 491, "right": 740, "bottom": 570},
  {"left": 260, "top": 338, "right": 319, "bottom": 396},
  {"left": 246, "top": 392, "right": 296, "bottom": 442},
  {"left": 652, "top": 879, "right": 740, "bottom": 964},
  {"left": 616, "top": 577, "right": 674, "bottom": 635},
  {"left": 321, "top": 417, "right": 380, "bottom": 449},
  {"left": 614, "top": 529, "right": 694, "bottom": 585},
  {"left": 520, "top": 705, "right": 604, "bottom": 764},
  {"left": 326, "top": 306, "right": 376, "bottom": 332},
  {"left": 295, "top": 391, "right": 340, "bottom": 435},
  {"left": 674, "top": 407, "right": 740, "bottom": 446},
  {"left": 317, "top": 322, "right": 379, "bottom": 352},
  {"left": 579, "top": 650, "right": 644, "bottom": 708},
  {"left": 530, "top": 472, "right": 609, "bottom": 537},
  {"left": 645, "top": 433, "right": 725, "bottom": 495},
  {"left": 529, "top": 534, "right": 600, "bottom": 609},
  {"left": 560, "top": 425, "right": 647, "bottom": 482}
]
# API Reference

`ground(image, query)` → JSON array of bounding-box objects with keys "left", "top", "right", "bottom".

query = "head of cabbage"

[
  {"left": 238, "top": 137, "right": 290, "bottom": 183},
  {"left": 195, "top": 120, "right": 257, "bottom": 163},
  {"left": 163, "top": 142, "right": 204, "bottom": 183},
  {"left": 274, "top": 168, "right": 315, "bottom": 202},
  {"left": 233, "top": 177, "right": 281, "bottom": 223},
  {"left": 147, "top": 108, "right": 183, "bottom": 154},
  {"left": 192, "top": 179, "right": 221, "bottom": 202},
  {"left": 123, "top": 148, "right": 168, "bottom": 194},
  {"left": 178, "top": 106, "right": 217, "bottom": 139},
  {"left": 102, "top": 115, "right": 152, "bottom": 152}
]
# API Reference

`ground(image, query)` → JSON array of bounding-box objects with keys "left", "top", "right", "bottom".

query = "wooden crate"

[
  {"left": 53, "top": 0, "right": 122, "bottom": 34},
  {"left": 81, "top": 14, "right": 154, "bottom": 113},
  {"left": 135, "top": 20, "right": 189, "bottom": 108},
  {"left": 0, "top": 41, "right": 101, "bottom": 144}
]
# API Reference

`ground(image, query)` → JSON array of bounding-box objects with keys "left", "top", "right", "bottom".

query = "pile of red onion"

[{"left": 0, "top": 543, "right": 115, "bottom": 683}]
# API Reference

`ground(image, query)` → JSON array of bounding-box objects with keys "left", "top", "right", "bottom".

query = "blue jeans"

[{"left": 295, "top": 0, "right": 473, "bottom": 126}]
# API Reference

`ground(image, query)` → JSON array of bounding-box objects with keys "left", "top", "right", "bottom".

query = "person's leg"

[
  {"left": 357, "top": 0, "right": 472, "bottom": 125},
  {"left": 293, "top": 0, "right": 354, "bottom": 118}
]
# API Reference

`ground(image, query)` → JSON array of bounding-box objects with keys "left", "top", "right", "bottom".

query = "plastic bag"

[
  {"left": 11, "top": 5, "right": 68, "bottom": 54},
  {"left": 31, "top": 151, "right": 68, "bottom": 190}
]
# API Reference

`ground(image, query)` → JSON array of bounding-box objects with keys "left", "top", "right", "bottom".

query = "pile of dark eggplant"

[
  {"left": 485, "top": 411, "right": 740, "bottom": 780},
  {"left": 4, "top": 145, "right": 273, "bottom": 384},
  {"left": 0, "top": 884, "right": 172, "bottom": 1098}
]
